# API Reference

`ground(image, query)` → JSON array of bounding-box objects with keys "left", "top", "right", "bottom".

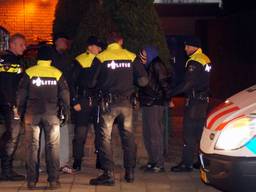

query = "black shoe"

[
  {"left": 124, "top": 168, "right": 134, "bottom": 183},
  {"left": 72, "top": 159, "right": 81, "bottom": 171},
  {"left": 170, "top": 163, "right": 193, "bottom": 172},
  {"left": 27, "top": 182, "right": 37, "bottom": 190},
  {"left": 0, "top": 170, "right": 25, "bottom": 181},
  {"left": 89, "top": 171, "right": 115, "bottom": 186},
  {"left": 193, "top": 161, "right": 201, "bottom": 170},
  {"left": 48, "top": 181, "right": 61, "bottom": 190},
  {"left": 139, "top": 163, "right": 156, "bottom": 170}
]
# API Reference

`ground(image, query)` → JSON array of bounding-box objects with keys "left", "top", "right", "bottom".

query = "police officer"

[
  {"left": 89, "top": 32, "right": 148, "bottom": 185},
  {"left": 71, "top": 36, "right": 103, "bottom": 171},
  {"left": 0, "top": 33, "right": 26, "bottom": 181},
  {"left": 170, "top": 37, "right": 211, "bottom": 172},
  {"left": 17, "top": 46, "right": 70, "bottom": 189}
]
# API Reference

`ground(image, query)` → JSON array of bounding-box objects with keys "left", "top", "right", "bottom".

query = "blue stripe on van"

[{"left": 246, "top": 138, "right": 256, "bottom": 154}]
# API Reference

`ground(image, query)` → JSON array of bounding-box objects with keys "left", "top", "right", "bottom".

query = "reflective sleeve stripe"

[
  {"left": 214, "top": 114, "right": 245, "bottom": 131},
  {"left": 0, "top": 64, "right": 22, "bottom": 73},
  {"left": 206, "top": 106, "right": 240, "bottom": 129}
]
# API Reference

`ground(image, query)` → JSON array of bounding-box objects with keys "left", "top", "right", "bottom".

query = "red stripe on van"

[
  {"left": 207, "top": 102, "right": 233, "bottom": 119},
  {"left": 207, "top": 106, "right": 240, "bottom": 129}
]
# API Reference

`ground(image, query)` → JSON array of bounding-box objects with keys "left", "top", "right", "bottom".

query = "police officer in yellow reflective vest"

[
  {"left": 0, "top": 33, "right": 26, "bottom": 181},
  {"left": 17, "top": 46, "right": 70, "bottom": 190},
  {"left": 89, "top": 32, "right": 148, "bottom": 185},
  {"left": 170, "top": 37, "right": 212, "bottom": 172},
  {"left": 71, "top": 36, "right": 103, "bottom": 171}
]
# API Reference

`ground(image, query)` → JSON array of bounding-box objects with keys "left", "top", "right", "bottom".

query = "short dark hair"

[
  {"left": 53, "top": 33, "right": 69, "bottom": 43},
  {"left": 9, "top": 33, "right": 26, "bottom": 44},
  {"left": 106, "top": 32, "right": 123, "bottom": 44}
]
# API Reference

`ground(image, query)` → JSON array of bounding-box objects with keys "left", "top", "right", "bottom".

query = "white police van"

[{"left": 200, "top": 84, "right": 256, "bottom": 192}]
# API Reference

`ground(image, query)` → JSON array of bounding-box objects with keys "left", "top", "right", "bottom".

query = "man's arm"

[
  {"left": 133, "top": 57, "right": 148, "bottom": 87},
  {"left": 154, "top": 59, "right": 172, "bottom": 101},
  {"left": 87, "top": 58, "right": 102, "bottom": 88},
  {"left": 70, "top": 60, "right": 82, "bottom": 106},
  {"left": 58, "top": 75, "right": 70, "bottom": 110},
  {"left": 16, "top": 73, "right": 30, "bottom": 116},
  {"left": 171, "top": 60, "right": 202, "bottom": 96}
]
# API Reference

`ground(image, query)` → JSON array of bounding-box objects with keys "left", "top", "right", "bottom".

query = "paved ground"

[{"left": 0, "top": 166, "right": 220, "bottom": 192}]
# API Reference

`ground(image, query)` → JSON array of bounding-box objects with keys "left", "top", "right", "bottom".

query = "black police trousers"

[
  {"left": 24, "top": 114, "right": 60, "bottom": 183},
  {"left": 73, "top": 106, "right": 98, "bottom": 160},
  {"left": 182, "top": 98, "right": 208, "bottom": 167},
  {"left": 0, "top": 105, "right": 21, "bottom": 168},
  {"left": 97, "top": 101, "right": 136, "bottom": 171}
]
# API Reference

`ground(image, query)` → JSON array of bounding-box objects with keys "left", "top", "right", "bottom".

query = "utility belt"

[
  {"left": 97, "top": 91, "right": 138, "bottom": 114},
  {"left": 77, "top": 91, "right": 98, "bottom": 107},
  {"left": 187, "top": 90, "right": 209, "bottom": 102}
]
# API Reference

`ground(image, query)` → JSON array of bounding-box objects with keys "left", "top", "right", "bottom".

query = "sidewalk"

[{"left": 0, "top": 166, "right": 220, "bottom": 192}]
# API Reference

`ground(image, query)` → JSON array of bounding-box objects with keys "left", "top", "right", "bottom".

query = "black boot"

[
  {"left": 89, "top": 170, "right": 115, "bottom": 186},
  {"left": 170, "top": 162, "right": 193, "bottom": 172},
  {"left": 124, "top": 168, "right": 134, "bottom": 183},
  {"left": 48, "top": 181, "right": 61, "bottom": 190},
  {"left": 193, "top": 161, "right": 201, "bottom": 170},
  {"left": 72, "top": 159, "right": 81, "bottom": 171},
  {"left": 0, "top": 158, "right": 25, "bottom": 181}
]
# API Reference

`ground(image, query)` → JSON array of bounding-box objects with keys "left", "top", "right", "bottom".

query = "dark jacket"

[
  {"left": 0, "top": 50, "right": 24, "bottom": 106},
  {"left": 171, "top": 48, "right": 211, "bottom": 97},
  {"left": 17, "top": 60, "right": 70, "bottom": 116},
  {"left": 70, "top": 52, "right": 97, "bottom": 106},
  {"left": 139, "top": 57, "right": 172, "bottom": 106},
  {"left": 89, "top": 43, "right": 148, "bottom": 100}
]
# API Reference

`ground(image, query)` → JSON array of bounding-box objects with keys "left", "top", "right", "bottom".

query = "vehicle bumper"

[{"left": 200, "top": 152, "right": 256, "bottom": 192}]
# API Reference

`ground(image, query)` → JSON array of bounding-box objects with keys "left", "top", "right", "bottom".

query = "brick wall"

[{"left": 0, "top": 0, "right": 57, "bottom": 44}]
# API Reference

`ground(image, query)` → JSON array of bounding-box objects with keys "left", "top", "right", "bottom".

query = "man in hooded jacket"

[{"left": 138, "top": 46, "right": 172, "bottom": 172}]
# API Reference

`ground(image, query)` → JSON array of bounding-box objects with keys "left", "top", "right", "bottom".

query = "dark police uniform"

[
  {"left": 89, "top": 42, "right": 148, "bottom": 185},
  {"left": 71, "top": 52, "right": 99, "bottom": 170},
  {"left": 17, "top": 58, "right": 70, "bottom": 188},
  {"left": 171, "top": 48, "right": 211, "bottom": 171},
  {"left": 0, "top": 51, "right": 24, "bottom": 180}
]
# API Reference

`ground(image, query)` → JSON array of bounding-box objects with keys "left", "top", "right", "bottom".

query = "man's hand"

[
  {"left": 169, "top": 100, "right": 175, "bottom": 108},
  {"left": 73, "top": 104, "right": 82, "bottom": 111}
]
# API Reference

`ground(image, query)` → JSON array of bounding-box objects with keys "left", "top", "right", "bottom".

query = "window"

[{"left": 0, "top": 27, "right": 10, "bottom": 52}]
